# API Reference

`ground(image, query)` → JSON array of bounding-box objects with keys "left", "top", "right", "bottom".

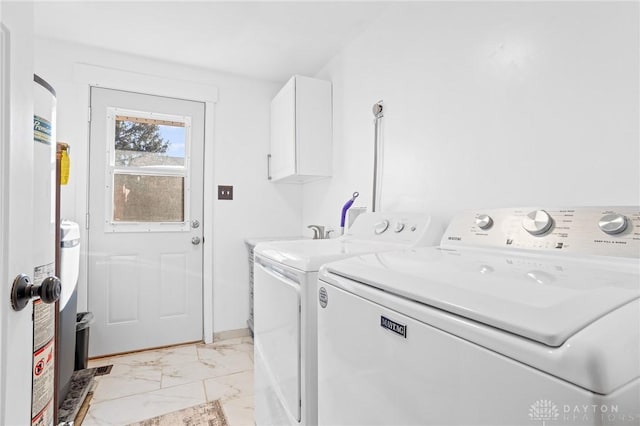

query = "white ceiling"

[{"left": 34, "top": 1, "right": 390, "bottom": 82}]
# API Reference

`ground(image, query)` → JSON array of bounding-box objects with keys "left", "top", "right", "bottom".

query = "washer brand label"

[
  {"left": 447, "top": 236, "right": 462, "bottom": 241},
  {"left": 380, "top": 316, "right": 406, "bottom": 338},
  {"left": 318, "top": 287, "right": 328, "bottom": 308}
]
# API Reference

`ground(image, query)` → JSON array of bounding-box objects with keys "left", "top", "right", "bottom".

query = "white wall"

[
  {"left": 304, "top": 2, "right": 639, "bottom": 230},
  {"left": 34, "top": 38, "right": 303, "bottom": 334}
]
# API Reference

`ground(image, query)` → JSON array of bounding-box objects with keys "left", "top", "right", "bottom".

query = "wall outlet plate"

[{"left": 218, "top": 185, "right": 233, "bottom": 200}]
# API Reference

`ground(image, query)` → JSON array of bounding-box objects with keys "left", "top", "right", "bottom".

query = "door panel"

[
  {"left": 106, "top": 255, "right": 139, "bottom": 323},
  {"left": 88, "top": 87, "right": 205, "bottom": 356},
  {"left": 159, "top": 253, "right": 188, "bottom": 317}
]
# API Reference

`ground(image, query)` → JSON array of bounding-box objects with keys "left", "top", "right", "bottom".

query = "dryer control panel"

[
  {"left": 344, "top": 212, "right": 444, "bottom": 247},
  {"left": 441, "top": 207, "right": 640, "bottom": 258}
]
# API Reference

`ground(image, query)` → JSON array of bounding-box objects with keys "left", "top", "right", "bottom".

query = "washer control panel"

[{"left": 441, "top": 207, "right": 640, "bottom": 258}]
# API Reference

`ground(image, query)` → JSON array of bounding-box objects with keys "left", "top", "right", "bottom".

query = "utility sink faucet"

[{"left": 308, "top": 225, "right": 333, "bottom": 239}]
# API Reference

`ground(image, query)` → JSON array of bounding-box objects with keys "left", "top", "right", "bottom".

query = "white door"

[
  {"left": 88, "top": 87, "right": 205, "bottom": 357},
  {"left": 0, "top": 21, "right": 33, "bottom": 425},
  {"left": 0, "top": 16, "right": 56, "bottom": 426},
  {"left": 269, "top": 76, "right": 296, "bottom": 180}
]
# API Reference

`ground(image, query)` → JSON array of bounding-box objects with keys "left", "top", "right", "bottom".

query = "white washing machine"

[
  {"left": 253, "top": 212, "right": 444, "bottom": 426},
  {"left": 317, "top": 207, "right": 640, "bottom": 426}
]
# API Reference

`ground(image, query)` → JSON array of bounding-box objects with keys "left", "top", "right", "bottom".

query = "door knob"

[
  {"left": 192, "top": 236, "right": 201, "bottom": 245},
  {"left": 11, "top": 273, "right": 61, "bottom": 311}
]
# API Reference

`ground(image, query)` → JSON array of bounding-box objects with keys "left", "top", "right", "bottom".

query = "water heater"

[
  {"left": 32, "top": 74, "right": 57, "bottom": 426},
  {"left": 33, "top": 75, "right": 56, "bottom": 285}
]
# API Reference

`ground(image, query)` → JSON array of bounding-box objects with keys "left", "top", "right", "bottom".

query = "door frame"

[
  {"left": 0, "top": 21, "right": 9, "bottom": 420},
  {"left": 74, "top": 64, "right": 218, "bottom": 343}
]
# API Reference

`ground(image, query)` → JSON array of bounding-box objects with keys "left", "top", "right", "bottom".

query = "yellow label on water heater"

[{"left": 60, "top": 150, "right": 70, "bottom": 185}]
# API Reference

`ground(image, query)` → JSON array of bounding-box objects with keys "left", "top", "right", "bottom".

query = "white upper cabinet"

[{"left": 269, "top": 75, "right": 332, "bottom": 183}]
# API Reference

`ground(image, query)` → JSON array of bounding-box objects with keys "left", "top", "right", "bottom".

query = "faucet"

[
  {"left": 307, "top": 225, "right": 335, "bottom": 239},
  {"left": 307, "top": 225, "right": 325, "bottom": 240}
]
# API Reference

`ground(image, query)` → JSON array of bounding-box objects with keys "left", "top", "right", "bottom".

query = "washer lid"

[
  {"left": 255, "top": 238, "right": 409, "bottom": 272},
  {"left": 322, "top": 247, "right": 640, "bottom": 347}
]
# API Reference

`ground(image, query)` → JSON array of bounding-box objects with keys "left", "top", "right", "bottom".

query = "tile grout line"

[{"left": 202, "top": 378, "right": 210, "bottom": 402}]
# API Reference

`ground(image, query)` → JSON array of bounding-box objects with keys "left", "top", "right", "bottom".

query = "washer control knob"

[
  {"left": 522, "top": 210, "right": 553, "bottom": 236},
  {"left": 394, "top": 222, "right": 405, "bottom": 233},
  {"left": 374, "top": 220, "right": 389, "bottom": 235},
  {"left": 598, "top": 213, "right": 628, "bottom": 235},
  {"left": 475, "top": 214, "right": 493, "bottom": 230}
]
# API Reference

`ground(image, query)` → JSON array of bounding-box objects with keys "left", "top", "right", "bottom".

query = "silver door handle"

[{"left": 192, "top": 236, "right": 201, "bottom": 245}]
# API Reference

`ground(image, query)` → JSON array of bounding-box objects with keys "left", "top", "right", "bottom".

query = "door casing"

[{"left": 74, "top": 64, "right": 218, "bottom": 343}]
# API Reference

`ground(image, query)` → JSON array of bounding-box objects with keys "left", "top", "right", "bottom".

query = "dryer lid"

[{"left": 322, "top": 247, "right": 640, "bottom": 347}]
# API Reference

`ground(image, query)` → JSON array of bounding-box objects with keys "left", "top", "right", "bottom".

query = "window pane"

[
  {"left": 115, "top": 116, "right": 186, "bottom": 167},
  {"left": 113, "top": 174, "right": 184, "bottom": 222}
]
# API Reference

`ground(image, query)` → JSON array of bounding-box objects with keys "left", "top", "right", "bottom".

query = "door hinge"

[
  {"left": 88, "top": 106, "right": 92, "bottom": 122},
  {"left": 85, "top": 213, "right": 90, "bottom": 230}
]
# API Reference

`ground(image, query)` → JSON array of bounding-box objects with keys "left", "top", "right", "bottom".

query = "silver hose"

[{"left": 372, "top": 101, "right": 384, "bottom": 212}]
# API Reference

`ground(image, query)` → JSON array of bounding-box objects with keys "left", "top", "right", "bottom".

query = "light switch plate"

[{"left": 218, "top": 185, "right": 233, "bottom": 200}]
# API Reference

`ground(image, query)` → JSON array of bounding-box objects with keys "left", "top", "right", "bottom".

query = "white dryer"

[
  {"left": 317, "top": 207, "right": 640, "bottom": 426},
  {"left": 253, "top": 212, "right": 444, "bottom": 426}
]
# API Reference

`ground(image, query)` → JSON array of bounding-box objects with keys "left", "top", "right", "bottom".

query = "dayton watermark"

[
  {"left": 529, "top": 399, "right": 639, "bottom": 424},
  {"left": 529, "top": 400, "right": 560, "bottom": 426}
]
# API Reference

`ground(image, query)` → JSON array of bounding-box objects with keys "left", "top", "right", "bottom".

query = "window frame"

[{"left": 103, "top": 107, "right": 193, "bottom": 233}]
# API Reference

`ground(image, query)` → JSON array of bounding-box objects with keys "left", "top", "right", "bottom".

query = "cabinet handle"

[{"left": 267, "top": 154, "right": 272, "bottom": 180}]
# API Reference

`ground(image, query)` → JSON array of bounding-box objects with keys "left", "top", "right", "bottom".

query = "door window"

[{"left": 105, "top": 108, "right": 192, "bottom": 232}]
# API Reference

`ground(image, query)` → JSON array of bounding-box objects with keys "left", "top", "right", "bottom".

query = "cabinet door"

[
  {"left": 295, "top": 76, "right": 332, "bottom": 178},
  {"left": 270, "top": 78, "right": 296, "bottom": 181}
]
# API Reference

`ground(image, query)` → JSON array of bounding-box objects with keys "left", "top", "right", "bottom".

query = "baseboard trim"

[{"left": 213, "top": 328, "right": 251, "bottom": 342}]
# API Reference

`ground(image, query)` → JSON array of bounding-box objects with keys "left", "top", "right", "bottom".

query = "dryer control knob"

[
  {"left": 598, "top": 213, "right": 628, "bottom": 235},
  {"left": 394, "top": 222, "right": 405, "bottom": 233},
  {"left": 522, "top": 210, "right": 553, "bottom": 236},
  {"left": 475, "top": 215, "right": 493, "bottom": 230},
  {"left": 374, "top": 220, "right": 389, "bottom": 235}
]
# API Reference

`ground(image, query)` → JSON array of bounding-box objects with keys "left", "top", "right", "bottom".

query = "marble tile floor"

[{"left": 82, "top": 336, "right": 255, "bottom": 426}]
